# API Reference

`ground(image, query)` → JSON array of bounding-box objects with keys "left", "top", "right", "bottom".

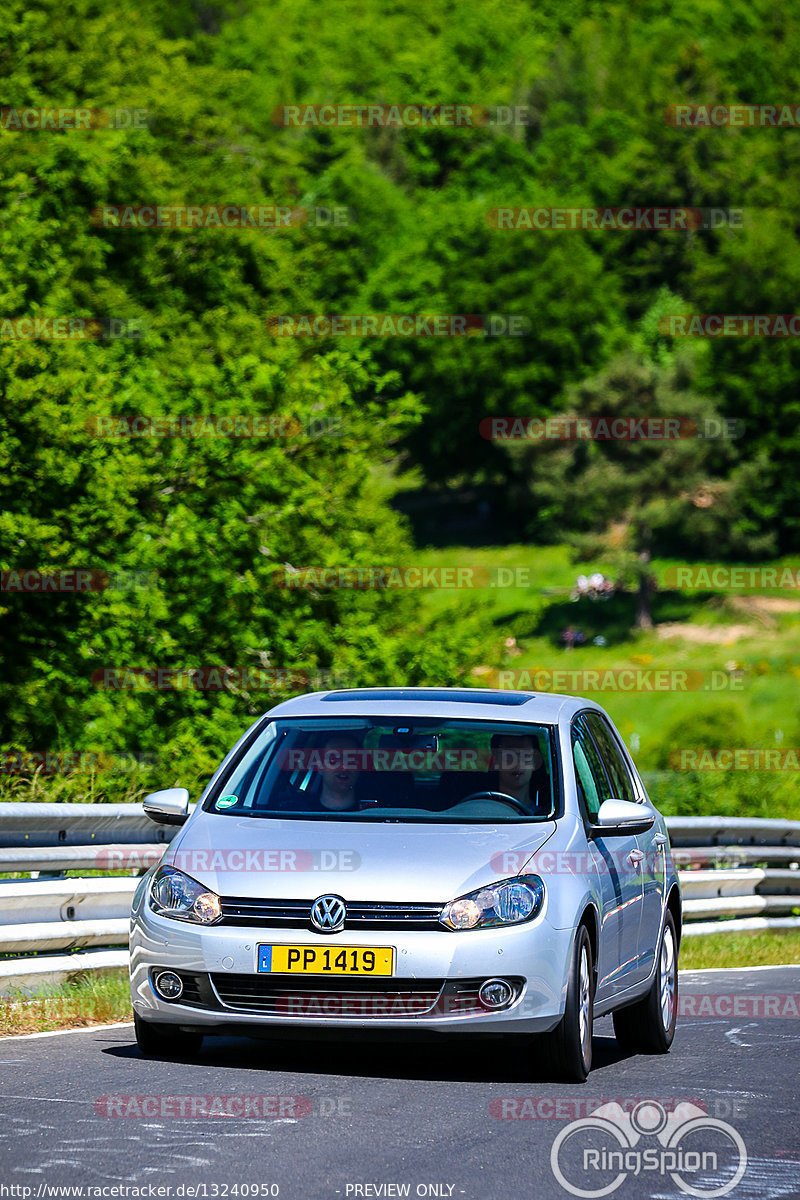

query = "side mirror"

[
  {"left": 591, "top": 798, "right": 655, "bottom": 837},
  {"left": 143, "top": 787, "right": 190, "bottom": 826}
]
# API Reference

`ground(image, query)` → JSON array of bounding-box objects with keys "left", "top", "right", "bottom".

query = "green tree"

[{"left": 512, "top": 353, "right": 745, "bottom": 626}]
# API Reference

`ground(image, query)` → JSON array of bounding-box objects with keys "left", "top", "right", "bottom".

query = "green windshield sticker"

[{"left": 215, "top": 794, "right": 239, "bottom": 809}]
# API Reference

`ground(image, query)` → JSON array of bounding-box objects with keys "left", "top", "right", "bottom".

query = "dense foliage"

[{"left": 2, "top": 0, "right": 798, "bottom": 795}]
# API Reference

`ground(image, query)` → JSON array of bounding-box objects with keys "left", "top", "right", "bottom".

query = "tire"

[
  {"left": 537, "top": 925, "right": 594, "bottom": 1082},
  {"left": 613, "top": 911, "right": 678, "bottom": 1054},
  {"left": 134, "top": 1012, "right": 204, "bottom": 1058}
]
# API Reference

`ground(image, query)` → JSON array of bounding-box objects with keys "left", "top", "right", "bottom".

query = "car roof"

[{"left": 263, "top": 687, "right": 606, "bottom": 725}]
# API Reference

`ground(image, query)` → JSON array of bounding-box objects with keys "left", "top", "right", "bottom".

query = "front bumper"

[{"left": 130, "top": 901, "right": 573, "bottom": 1035}]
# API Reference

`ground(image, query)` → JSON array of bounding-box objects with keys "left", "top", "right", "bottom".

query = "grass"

[
  {"left": 679, "top": 929, "right": 800, "bottom": 970},
  {"left": 0, "top": 968, "right": 132, "bottom": 1037},
  {"left": 0, "top": 766, "right": 153, "bottom": 806}
]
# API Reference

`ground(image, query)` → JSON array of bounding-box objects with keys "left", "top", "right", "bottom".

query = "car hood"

[{"left": 164, "top": 813, "right": 559, "bottom": 902}]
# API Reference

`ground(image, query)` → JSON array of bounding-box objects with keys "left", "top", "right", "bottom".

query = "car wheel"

[
  {"left": 612, "top": 911, "right": 678, "bottom": 1054},
  {"left": 134, "top": 1012, "right": 204, "bottom": 1058},
  {"left": 537, "top": 924, "right": 594, "bottom": 1082}
]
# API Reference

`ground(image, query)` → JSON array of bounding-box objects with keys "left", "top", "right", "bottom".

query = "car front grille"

[
  {"left": 208, "top": 974, "right": 501, "bottom": 1018},
  {"left": 219, "top": 897, "right": 445, "bottom": 931},
  {"left": 176, "top": 973, "right": 204, "bottom": 1005}
]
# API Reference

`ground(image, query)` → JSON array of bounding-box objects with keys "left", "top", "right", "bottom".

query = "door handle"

[
  {"left": 627, "top": 849, "right": 645, "bottom": 868},
  {"left": 654, "top": 834, "right": 668, "bottom": 847}
]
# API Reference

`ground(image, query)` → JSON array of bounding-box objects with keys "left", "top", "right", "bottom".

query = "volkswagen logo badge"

[{"left": 310, "top": 894, "right": 347, "bottom": 933}]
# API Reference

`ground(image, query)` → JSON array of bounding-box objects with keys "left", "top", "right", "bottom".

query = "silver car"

[{"left": 130, "top": 687, "right": 681, "bottom": 1080}]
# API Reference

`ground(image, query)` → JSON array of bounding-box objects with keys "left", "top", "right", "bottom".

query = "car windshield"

[{"left": 205, "top": 718, "right": 558, "bottom": 822}]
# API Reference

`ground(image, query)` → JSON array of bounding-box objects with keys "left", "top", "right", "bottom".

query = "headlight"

[
  {"left": 440, "top": 875, "right": 544, "bottom": 931},
  {"left": 149, "top": 865, "right": 222, "bottom": 925}
]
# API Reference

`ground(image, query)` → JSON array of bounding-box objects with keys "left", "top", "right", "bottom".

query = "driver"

[
  {"left": 317, "top": 734, "right": 361, "bottom": 811},
  {"left": 274, "top": 733, "right": 362, "bottom": 812},
  {"left": 489, "top": 733, "right": 547, "bottom": 814}
]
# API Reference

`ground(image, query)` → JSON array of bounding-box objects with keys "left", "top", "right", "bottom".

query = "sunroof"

[{"left": 320, "top": 688, "right": 533, "bottom": 706}]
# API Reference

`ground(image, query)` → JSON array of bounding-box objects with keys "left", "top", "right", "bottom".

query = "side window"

[
  {"left": 583, "top": 713, "right": 636, "bottom": 802},
  {"left": 571, "top": 717, "right": 612, "bottom": 821}
]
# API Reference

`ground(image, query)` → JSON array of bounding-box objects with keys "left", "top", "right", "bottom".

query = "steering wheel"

[{"left": 459, "top": 789, "right": 530, "bottom": 815}]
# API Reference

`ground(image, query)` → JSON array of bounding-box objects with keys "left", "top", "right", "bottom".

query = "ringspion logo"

[{"left": 550, "top": 1101, "right": 747, "bottom": 1198}]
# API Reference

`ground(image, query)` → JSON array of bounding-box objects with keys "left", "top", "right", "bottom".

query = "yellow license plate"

[{"left": 257, "top": 944, "right": 394, "bottom": 976}]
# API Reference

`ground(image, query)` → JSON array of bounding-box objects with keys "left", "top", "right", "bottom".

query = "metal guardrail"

[
  {"left": 662, "top": 816, "right": 800, "bottom": 848},
  {"left": 655, "top": 817, "right": 800, "bottom": 936},
  {"left": 0, "top": 803, "right": 177, "bottom": 993},
  {"left": 0, "top": 802, "right": 175, "bottom": 846},
  {"left": 0, "top": 807, "right": 798, "bottom": 992}
]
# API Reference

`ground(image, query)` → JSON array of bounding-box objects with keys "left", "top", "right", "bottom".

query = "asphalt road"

[{"left": 1, "top": 967, "right": 799, "bottom": 1200}]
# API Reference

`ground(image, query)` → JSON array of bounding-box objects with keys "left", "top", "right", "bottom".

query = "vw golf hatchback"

[{"left": 130, "top": 687, "right": 681, "bottom": 1080}]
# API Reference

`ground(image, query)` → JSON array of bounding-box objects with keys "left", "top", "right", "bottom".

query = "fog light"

[
  {"left": 154, "top": 970, "right": 184, "bottom": 1001},
  {"left": 478, "top": 978, "right": 514, "bottom": 1009}
]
